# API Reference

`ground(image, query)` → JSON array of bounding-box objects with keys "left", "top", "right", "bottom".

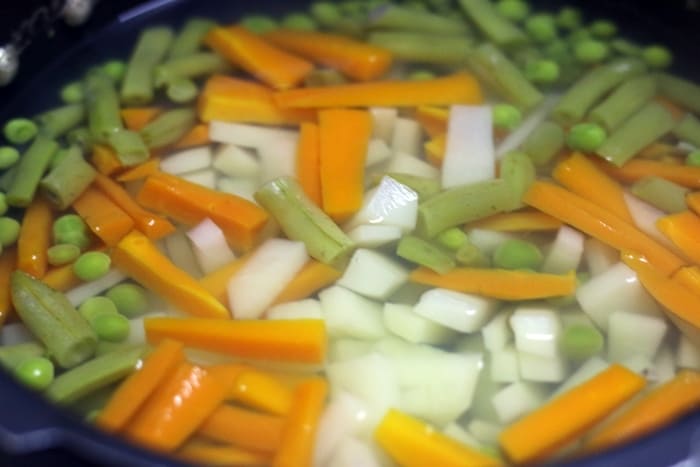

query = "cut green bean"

[
  {"left": 66, "top": 127, "right": 95, "bottom": 151},
  {"left": 154, "top": 52, "right": 229, "bottom": 87},
  {"left": 4, "top": 118, "right": 38, "bottom": 144},
  {"left": 10, "top": 271, "right": 97, "bottom": 369},
  {"left": 630, "top": 176, "right": 689, "bottom": 214},
  {"left": 281, "top": 13, "right": 317, "bottom": 31},
  {"left": 458, "top": 0, "right": 527, "bottom": 46},
  {"left": 0, "top": 193, "right": 7, "bottom": 216},
  {"left": 560, "top": 323, "right": 604, "bottom": 361},
  {"left": 522, "top": 121, "right": 565, "bottom": 167},
  {"left": 40, "top": 148, "right": 96, "bottom": 209},
  {"left": 0, "top": 146, "right": 19, "bottom": 170},
  {"left": 14, "top": 356, "right": 54, "bottom": 391},
  {"left": 5, "top": 135, "right": 58, "bottom": 207},
  {"left": 255, "top": 176, "right": 355, "bottom": 267},
  {"left": 596, "top": 101, "right": 677, "bottom": 166},
  {"left": 49, "top": 144, "right": 82, "bottom": 171},
  {"left": 456, "top": 239, "right": 490, "bottom": 267},
  {"left": 79, "top": 296, "right": 119, "bottom": 323},
  {"left": 35, "top": 104, "right": 86, "bottom": 139},
  {"left": 492, "top": 239, "right": 543, "bottom": 270},
  {"left": 168, "top": 18, "right": 217, "bottom": 59},
  {"left": 140, "top": 108, "right": 196, "bottom": 149},
  {"left": 106, "top": 130, "right": 150, "bottom": 166},
  {"left": 588, "top": 74, "right": 657, "bottom": 131},
  {"left": 673, "top": 113, "right": 700, "bottom": 148},
  {"left": 0, "top": 342, "right": 45, "bottom": 371},
  {"left": 367, "top": 32, "right": 473, "bottom": 65},
  {"left": 436, "top": 227, "right": 468, "bottom": 250},
  {"left": 396, "top": 235, "right": 455, "bottom": 274},
  {"left": 369, "top": 4, "right": 469, "bottom": 35},
  {"left": 105, "top": 283, "right": 149, "bottom": 318},
  {"left": 73, "top": 251, "right": 111, "bottom": 281},
  {"left": 500, "top": 151, "right": 536, "bottom": 210},
  {"left": 417, "top": 179, "right": 513, "bottom": 237},
  {"left": 121, "top": 27, "right": 174, "bottom": 105},
  {"left": 0, "top": 166, "right": 17, "bottom": 192},
  {"left": 47, "top": 244, "right": 81, "bottom": 266},
  {"left": 0, "top": 217, "right": 20, "bottom": 247},
  {"left": 655, "top": 73, "right": 700, "bottom": 115},
  {"left": 60, "top": 81, "right": 84, "bottom": 104},
  {"left": 166, "top": 78, "right": 198, "bottom": 103},
  {"left": 384, "top": 173, "right": 441, "bottom": 200},
  {"left": 552, "top": 57, "right": 647, "bottom": 126},
  {"left": 84, "top": 70, "right": 123, "bottom": 140},
  {"left": 45, "top": 345, "right": 146, "bottom": 404}
]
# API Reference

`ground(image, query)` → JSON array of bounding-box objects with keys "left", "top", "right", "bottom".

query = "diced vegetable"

[
  {"left": 414, "top": 288, "right": 497, "bottom": 332},
  {"left": 337, "top": 249, "right": 408, "bottom": 301}
]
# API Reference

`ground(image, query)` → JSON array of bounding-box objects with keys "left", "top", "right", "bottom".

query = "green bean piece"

[
  {"left": 368, "top": 4, "right": 469, "bottom": 35},
  {"left": 49, "top": 144, "right": 82, "bottom": 171},
  {"left": 657, "top": 73, "right": 700, "bottom": 115},
  {"left": 14, "top": 356, "right": 54, "bottom": 391},
  {"left": 596, "top": 101, "right": 676, "bottom": 167},
  {"left": 105, "top": 130, "right": 150, "bottom": 166},
  {"left": 105, "top": 283, "right": 149, "bottom": 318},
  {"left": 304, "top": 69, "right": 348, "bottom": 87},
  {"left": 560, "top": 323, "right": 604, "bottom": 361},
  {"left": 73, "top": 251, "right": 111, "bottom": 281},
  {"left": 687, "top": 150, "right": 700, "bottom": 167},
  {"left": 0, "top": 192, "right": 7, "bottom": 216},
  {"left": 610, "top": 38, "right": 642, "bottom": 57},
  {"left": 166, "top": 78, "right": 198, "bottom": 103},
  {"left": 524, "top": 14, "right": 557, "bottom": 44},
  {"left": 69, "top": 383, "right": 117, "bottom": 417},
  {"left": 10, "top": 271, "right": 97, "bottom": 369},
  {"left": 0, "top": 342, "right": 45, "bottom": 371},
  {"left": 154, "top": 52, "right": 229, "bottom": 88},
  {"left": 552, "top": 57, "right": 647, "bottom": 126},
  {"left": 458, "top": 0, "right": 527, "bottom": 47},
  {"left": 510, "top": 46, "right": 542, "bottom": 69},
  {"left": 456, "top": 239, "right": 490, "bottom": 267},
  {"left": 79, "top": 296, "right": 119, "bottom": 323},
  {"left": 466, "top": 43, "right": 543, "bottom": 111},
  {"left": 4, "top": 118, "right": 38, "bottom": 144},
  {"left": 121, "top": 27, "right": 174, "bottom": 105},
  {"left": 101, "top": 60, "right": 127, "bottom": 82},
  {"left": 0, "top": 217, "right": 20, "bottom": 247},
  {"left": 384, "top": 173, "right": 441, "bottom": 200},
  {"left": 396, "top": 235, "right": 456, "bottom": 274},
  {"left": 168, "top": 18, "right": 217, "bottom": 59},
  {"left": 367, "top": 32, "right": 473, "bottom": 66},
  {"left": 493, "top": 104, "right": 522, "bottom": 131},
  {"left": 47, "top": 244, "right": 81, "bottom": 267},
  {"left": 281, "top": 13, "right": 317, "bottom": 31},
  {"left": 255, "top": 177, "right": 355, "bottom": 267},
  {"left": 642, "top": 45, "right": 672, "bottom": 69},
  {"left": 45, "top": 345, "right": 146, "bottom": 404},
  {"left": 84, "top": 70, "right": 123, "bottom": 141},
  {"left": 436, "top": 227, "right": 468, "bottom": 251},
  {"left": 5, "top": 135, "right": 58, "bottom": 207},
  {"left": 589, "top": 20, "right": 617, "bottom": 38},
  {"left": 573, "top": 39, "right": 610, "bottom": 65},
  {"left": 35, "top": 104, "right": 86, "bottom": 139},
  {"left": 53, "top": 214, "right": 91, "bottom": 251},
  {"left": 40, "top": 149, "right": 96, "bottom": 210},
  {"left": 240, "top": 15, "right": 278, "bottom": 34},
  {"left": 60, "top": 81, "right": 84, "bottom": 104},
  {"left": 630, "top": 176, "right": 689, "bottom": 214},
  {"left": 0, "top": 146, "right": 19, "bottom": 170},
  {"left": 495, "top": 0, "right": 530, "bottom": 22},
  {"left": 140, "top": 108, "right": 196, "bottom": 149},
  {"left": 673, "top": 113, "right": 700, "bottom": 148},
  {"left": 94, "top": 341, "right": 132, "bottom": 357},
  {"left": 0, "top": 166, "right": 17, "bottom": 192},
  {"left": 500, "top": 151, "right": 536, "bottom": 211},
  {"left": 66, "top": 127, "right": 94, "bottom": 152},
  {"left": 493, "top": 239, "right": 543, "bottom": 270},
  {"left": 567, "top": 123, "right": 607, "bottom": 153},
  {"left": 417, "top": 179, "right": 513, "bottom": 237},
  {"left": 588, "top": 74, "right": 656, "bottom": 132},
  {"left": 556, "top": 7, "right": 582, "bottom": 30},
  {"left": 521, "top": 121, "right": 564, "bottom": 167}
]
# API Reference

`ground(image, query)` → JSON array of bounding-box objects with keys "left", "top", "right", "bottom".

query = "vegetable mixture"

[{"left": 0, "top": 0, "right": 700, "bottom": 465}]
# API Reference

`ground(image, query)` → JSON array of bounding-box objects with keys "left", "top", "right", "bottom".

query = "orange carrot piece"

[
  {"left": 72, "top": 186, "right": 135, "bottom": 247},
  {"left": 229, "top": 369, "right": 294, "bottom": 416},
  {"left": 121, "top": 107, "right": 162, "bottom": 131},
  {"left": 0, "top": 248, "right": 17, "bottom": 325},
  {"left": 274, "top": 72, "right": 483, "bottom": 109},
  {"left": 523, "top": 181, "right": 686, "bottom": 276},
  {"left": 137, "top": 172, "right": 269, "bottom": 252},
  {"left": 685, "top": 191, "right": 700, "bottom": 216},
  {"left": 144, "top": 317, "right": 327, "bottom": 365},
  {"left": 124, "top": 361, "right": 229, "bottom": 452},
  {"left": 375, "top": 409, "right": 503, "bottom": 467},
  {"left": 638, "top": 142, "right": 683, "bottom": 159},
  {"left": 296, "top": 122, "right": 322, "bottom": 206},
  {"left": 198, "top": 404, "right": 284, "bottom": 453},
  {"left": 116, "top": 158, "right": 161, "bottom": 182},
  {"left": 319, "top": 108, "right": 372, "bottom": 221},
  {"left": 499, "top": 364, "right": 646, "bottom": 465},
  {"left": 272, "top": 260, "right": 342, "bottom": 305},
  {"left": 97, "top": 339, "right": 185, "bottom": 433},
  {"left": 424, "top": 133, "right": 446, "bottom": 167},
  {"left": 264, "top": 29, "right": 392, "bottom": 81},
  {"left": 467, "top": 210, "right": 562, "bottom": 232},
  {"left": 553, "top": 152, "right": 634, "bottom": 224},
  {"left": 673, "top": 265, "right": 700, "bottom": 298},
  {"left": 272, "top": 377, "right": 328, "bottom": 467},
  {"left": 656, "top": 211, "right": 700, "bottom": 264},
  {"left": 199, "top": 254, "right": 251, "bottom": 305},
  {"left": 113, "top": 230, "right": 230, "bottom": 319},
  {"left": 414, "top": 106, "right": 449, "bottom": 138},
  {"left": 410, "top": 267, "right": 576, "bottom": 300},
  {"left": 42, "top": 263, "right": 84, "bottom": 292},
  {"left": 205, "top": 27, "right": 314, "bottom": 90},
  {"left": 177, "top": 439, "right": 272, "bottom": 467},
  {"left": 583, "top": 370, "right": 700, "bottom": 454},
  {"left": 91, "top": 144, "right": 124, "bottom": 176},
  {"left": 171, "top": 123, "right": 211, "bottom": 149},
  {"left": 93, "top": 173, "right": 175, "bottom": 240},
  {"left": 594, "top": 158, "right": 700, "bottom": 189},
  {"left": 16, "top": 197, "right": 52, "bottom": 279}
]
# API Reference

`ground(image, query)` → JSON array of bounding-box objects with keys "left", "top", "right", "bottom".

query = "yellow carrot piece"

[
  {"left": 409, "top": 267, "right": 576, "bottom": 300},
  {"left": 121, "top": 107, "right": 162, "bottom": 131},
  {"left": 97, "top": 339, "right": 185, "bottom": 433},
  {"left": 594, "top": 157, "right": 700, "bottom": 189},
  {"left": 467, "top": 209, "right": 562, "bottom": 232},
  {"left": 296, "top": 122, "right": 322, "bottom": 206},
  {"left": 272, "top": 377, "right": 328, "bottom": 467},
  {"left": 198, "top": 74, "right": 315, "bottom": 125},
  {"left": 205, "top": 26, "right": 314, "bottom": 90},
  {"left": 271, "top": 260, "right": 342, "bottom": 305},
  {"left": 112, "top": 230, "right": 230, "bottom": 319},
  {"left": 177, "top": 439, "right": 272, "bottom": 467},
  {"left": 414, "top": 106, "right": 449, "bottom": 138},
  {"left": 41, "top": 264, "right": 82, "bottom": 292},
  {"left": 424, "top": 133, "right": 446, "bottom": 167},
  {"left": 199, "top": 254, "right": 251, "bottom": 305},
  {"left": 274, "top": 72, "right": 483, "bottom": 109},
  {"left": 656, "top": 211, "right": 700, "bottom": 264},
  {"left": 124, "top": 361, "right": 229, "bottom": 452},
  {"left": 0, "top": 248, "right": 17, "bottom": 325},
  {"left": 319, "top": 108, "right": 372, "bottom": 221},
  {"left": 553, "top": 152, "right": 634, "bottom": 223},
  {"left": 17, "top": 197, "right": 53, "bottom": 279},
  {"left": 144, "top": 317, "right": 327, "bottom": 365},
  {"left": 375, "top": 409, "right": 502, "bottom": 467},
  {"left": 523, "top": 181, "right": 686, "bottom": 276},
  {"left": 685, "top": 191, "right": 700, "bottom": 217},
  {"left": 72, "top": 186, "right": 135, "bottom": 247},
  {"left": 116, "top": 158, "right": 161, "bottom": 182},
  {"left": 229, "top": 369, "right": 294, "bottom": 416},
  {"left": 499, "top": 364, "right": 646, "bottom": 465},
  {"left": 91, "top": 144, "right": 124, "bottom": 176},
  {"left": 583, "top": 370, "right": 700, "bottom": 454},
  {"left": 673, "top": 265, "right": 700, "bottom": 297},
  {"left": 264, "top": 29, "right": 392, "bottom": 81},
  {"left": 198, "top": 404, "right": 284, "bottom": 453},
  {"left": 171, "top": 123, "right": 211, "bottom": 149}
]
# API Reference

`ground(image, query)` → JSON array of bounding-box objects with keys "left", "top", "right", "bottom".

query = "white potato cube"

[
  {"left": 266, "top": 299, "right": 323, "bottom": 320},
  {"left": 414, "top": 288, "right": 498, "bottom": 333},
  {"left": 518, "top": 351, "right": 569, "bottom": 383},
  {"left": 346, "top": 176, "right": 419, "bottom": 233},
  {"left": 510, "top": 306, "right": 562, "bottom": 358},
  {"left": 383, "top": 302, "right": 457, "bottom": 344},
  {"left": 491, "top": 382, "right": 547, "bottom": 424},
  {"left": 346, "top": 224, "right": 402, "bottom": 248},
  {"left": 490, "top": 346, "right": 520, "bottom": 383},
  {"left": 212, "top": 144, "right": 260, "bottom": 178},
  {"left": 337, "top": 249, "right": 408, "bottom": 300},
  {"left": 319, "top": 286, "right": 386, "bottom": 340},
  {"left": 608, "top": 310, "right": 668, "bottom": 363},
  {"left": 160, "top": 146, "right": 212, "bottom": 175}
]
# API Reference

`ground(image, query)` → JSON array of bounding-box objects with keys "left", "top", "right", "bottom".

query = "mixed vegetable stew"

[{"left": 0, "top": 0, "right": 699, "bottom": 465}]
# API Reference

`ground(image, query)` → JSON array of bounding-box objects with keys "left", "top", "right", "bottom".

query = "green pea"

[
  {"left": 686, "top": 150, "right": 700, "bottom": 167},
  {"left": 60, "top": 81, "right": 84, "bottom": 104},
  {"left": 525, "top": 59, "right": 560, "bottom": 84},
  {"left": 53, "top": 214, "right": 91, "bottom": 250},
  {"left": 0, "top": 192, "right": 7, "bottom": 216},
  {"left": 79, "top": 296, "right": 119, "bottom": 322},
  {"left": 281, "top": 13, "right": 317, "bottom": 31},
  {"left": 3, "top": 118, "right": 38, "bottom": 145},
  {"left": 105, "top": 283, "right": 149, "bottom": 318},
  {"left": 567, "top": 122, "right": 607, "bottom": 152},
  {"left": 436, "top": 227, "right": 469, "bottom": 251},
  {"left": 589, "top": 19, "right": 617, "bottom": 38},
  {"left": 73, "top": 251, "right": 111, "bottom": 281},
  {"left": 240, "top": 15, "right": 278, "bottom": 34},
  {"left": 0, "top": 146, "right": 20, "bottom": 170},
  {"left": 408, "top": 70, "right": 437, "bottom": 81},
  {"left": 90, "top": 312, "right": 130, "bottom": 342},
  {"left": 166, "top": 78, "right": 198, "bottom": 103},
  {"left": 493, "top": 104, "right": 522, "bottom": 131},
  {"left": 642, "top": 45, "right": 672, "bottom": 69},
  {"left": 14, "top": 357, "right": 54, "bottom": 391},
  {"left": 495, "top": 0, "right": 530, "bottom": 22},
  {"left": 525, "top": 14, "right": 557, "bottom": 43},
  {"left": 0, "top": 217, "right": 21, "bottom": 247},
  {"left": 492, "top": 239, "right": 543, "bottom": 270},
  {"left": 574, "top": 39, "right": 610, "bottom": 64},
  {"left": 101, "top": 60, "right": 126, "bottom": 82},
  {"left": 560, "top": 323, "right": 604, "bottom": 360},
  {"left": 47, "top": 243, "right": 81, "bottom": 266},
  {"left": 543, "top": 39, "right": 570, "bottom": 62},
  {"left": 310, "top": 2, "right": 342, "bottom": 27},
  {"left": 556, "top": 6, "right": 581, "bottom": 30}
]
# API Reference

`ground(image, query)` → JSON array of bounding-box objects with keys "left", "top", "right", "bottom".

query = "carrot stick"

[
  {"left": 685, "top": 191, "right": 700, "bottom": 216},
  {"left": 523, "top": 181, "right": 686, "bottom": 276},
  {"left": 0, "top": 248, "right": 17, "bottom": 325},
  {"left": 93, "top": 173, "right": 175, "bottom": 240},
  {"left": 319, "top": 108, "right": 372, "bottom": 221},
  {"left": 499, "top": 364, "right": 646, "bottom": 465},
  {"left": 274, "top": 71, "right": 483, "bottom": 109},
  {"left": 137, "top": 172, "right": 269, "bottom": 252},
  {"left": 414, "top": 106, "right": 449, "bottom": 138},
  {"left": 198, "top": 404, "right": 284, "bottom": 453},
  {"left": 171, "top": 123, "right": 210, "bottom": 149},
  {"left": 198, "top": 74, "right": 315, "bottom": 125},
  {"left": 656, "top": 211, "right": 700, "bottom": 264},
  {"left": 121, "top": 107, "right": 162, "bottom": 131},
  {"left": 17, "top": 197, "right": 53, "bottom": 279},
  {"left": 264, "top": 29, "right": 392, "bottom": 81},
  {"left": 409, "top": 267, "right": 576, "bottom": 300},
  {"left": 582, "top": 370, "right": 700, "bottom": 454},
  {"left": 116, "top": 158, "right": 160, "bottom": 182},
  {"left": 673, "top": 265, "right": 700, "bottom": 297},
  {"left": 295, "top": 122, "right": 322, "bottom": 206},
  {"left": 229, "top": 369, "right": 294, "bottom": 416},
  {"left": 272, "top": 377, "right": 328, "bottom": 467},
  {"left": 638, "top": 142, "right": 683, "bottom": 160},
  {"left": 205, "top": 26, "right": 314, "bottom": 90},
  {"left": 424, "top": 133, "right": 446, "bottom": 167},
  {"left": 594, "top": 157, "right": 700, "bottom": 189},
  {"left": 91, "top": 144, "right": 124, "bottom": 176},
  {"left": 199, "top": 254, "right": 251, "bottom": 304},
  {"left": 72, "top": 186, "right": 135, "bottom": 247},
  {"left": 113, "top": 230, "right": 229, "bottom": 319},
  {"left": 124, "top": 361, "right": 229, "bottom": 452},
  {"left": 41, "top": 246, "right": 108, "bottom": 291},
  {"left": 144, "top": 317, "right": 327, "bottom": 365},
  {"left": 375, "top": 409, "right": 503, "bottom": 467},
  {"left": 272, "top": 260, "right": 342, "bottom": 305},
  {"left": 552, "top": 152, "right": 634, "bottom": 223},
  {"left": 467, "top": 209, "right": 562, "bottom": 232},
  {"left": 97, "top": 339, "right": 185, "bottom": 433},
  {"left": 177, "top": 439, "right": 272, "bottom": 466}
]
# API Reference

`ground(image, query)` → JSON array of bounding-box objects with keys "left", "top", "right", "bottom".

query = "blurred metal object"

[
  {"left": 63, "top": 0, "right": 96, "bottom": 26},
  {"left": 0, "top": 45, "right": 19, "bottom": 86}
]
